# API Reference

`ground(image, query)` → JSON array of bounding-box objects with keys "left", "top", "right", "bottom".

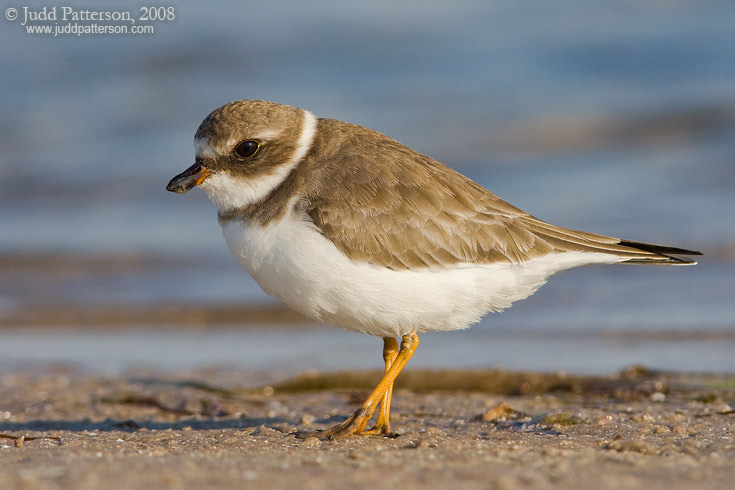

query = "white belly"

[{"left": 221, "top": 212, "right": 618, "bottom": 337}]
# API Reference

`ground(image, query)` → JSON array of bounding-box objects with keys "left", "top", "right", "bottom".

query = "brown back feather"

[{"left": 299, "top": 119, "right": 697, "bottom": 269}]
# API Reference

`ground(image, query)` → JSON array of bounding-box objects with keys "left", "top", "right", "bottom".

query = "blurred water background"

[{"left": 1, "top": 1, "right": 734, "bottom": 375}]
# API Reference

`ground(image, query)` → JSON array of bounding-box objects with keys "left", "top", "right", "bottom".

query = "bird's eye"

[{"left": 235, "top": 140, "right": 260, "bottom": 158}]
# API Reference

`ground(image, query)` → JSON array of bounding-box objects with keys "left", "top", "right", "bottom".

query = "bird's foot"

[
  {"left": 355, "top": 399, "right": 398, "bottom": 437},
  {"left": 362, "top": 424, "right": 400, "bottom": 438},
  {"left": 294, "top": 334, "right": 418, "bottom": 440},
  {"left": 295, "top": 408, "right": 385, "bottom": 440}
]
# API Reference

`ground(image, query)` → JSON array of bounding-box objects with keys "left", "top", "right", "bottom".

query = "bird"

[{"left": 166, "top": 100, "right": 701, "bottom": 438}]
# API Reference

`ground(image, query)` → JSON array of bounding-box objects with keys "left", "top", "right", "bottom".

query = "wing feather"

[{"left": 302, "top": 119, "right": 699, "bottom": 269}]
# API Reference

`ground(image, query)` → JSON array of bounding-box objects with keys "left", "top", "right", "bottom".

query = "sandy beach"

[{"left": 2, "top": 365, "right": 734, "bottom": 490}]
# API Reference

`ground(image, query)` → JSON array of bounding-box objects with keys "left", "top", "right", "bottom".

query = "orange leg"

[
  {"left": 363, "top": 337, "right": 399, "bottom": 435},
  {"left": 314, "top": 332, "right": 418, "bottom": 439}
]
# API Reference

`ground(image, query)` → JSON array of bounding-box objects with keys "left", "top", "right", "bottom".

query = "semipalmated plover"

[{"left": 167, "top": 100, "right": 701, "bottom": 438}]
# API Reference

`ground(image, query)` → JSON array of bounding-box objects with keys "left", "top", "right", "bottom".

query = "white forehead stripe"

[
  {"left": 199, "top": 109, "right": 318, "bottom": 212},
  {"left": 194, "top": 137, "right": 216, "bottom": 159}
]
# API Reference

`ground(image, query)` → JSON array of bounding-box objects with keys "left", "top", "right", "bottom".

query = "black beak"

[{"left": 166, "top": 162, "right": 212, "bottom": 193}]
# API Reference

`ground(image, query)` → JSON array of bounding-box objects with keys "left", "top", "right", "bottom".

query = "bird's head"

[{"left": 166, "top": 100, "right": 316, "bottom": 212}]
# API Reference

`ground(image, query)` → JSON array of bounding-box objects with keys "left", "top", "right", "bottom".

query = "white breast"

[{"left": 221, "top": 210, "right": 619, "bottom": 338}]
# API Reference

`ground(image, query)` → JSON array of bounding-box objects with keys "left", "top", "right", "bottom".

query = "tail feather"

[
  {"left": 617, "top": 240, "right": 702, "bottom": 265},
  {"left": 521, "top": 216, "right": 702, "bottom": 265}
]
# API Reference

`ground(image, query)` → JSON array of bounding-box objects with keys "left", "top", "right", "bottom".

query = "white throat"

[{"left": 198, "top": 109, "right": 317, "bottom": 212}]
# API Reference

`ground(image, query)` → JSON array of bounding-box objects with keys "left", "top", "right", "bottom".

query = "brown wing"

[{"left": 303, "top": 120, "right": 699, "bottom": 269}]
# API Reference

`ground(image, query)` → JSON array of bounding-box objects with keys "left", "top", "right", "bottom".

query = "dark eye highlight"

[{"left": 235, "top": 140, "right": 260, "bottom": 158}]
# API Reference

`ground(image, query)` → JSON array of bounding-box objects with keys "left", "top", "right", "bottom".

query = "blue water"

[
  {"left": 1, "top": 1, "right": 734, "bottom": 373},
  {"left": 2, "top": 325, "right": 734, "bottom": 376}
]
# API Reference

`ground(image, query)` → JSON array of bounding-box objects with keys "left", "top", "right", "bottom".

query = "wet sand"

[{"left": 2, "top": 366, "right": 734, "bottom": 490}]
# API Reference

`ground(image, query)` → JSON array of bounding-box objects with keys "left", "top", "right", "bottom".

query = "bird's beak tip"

[{"left": 166, "top": 163, "right": 212, "bottom": 193}]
